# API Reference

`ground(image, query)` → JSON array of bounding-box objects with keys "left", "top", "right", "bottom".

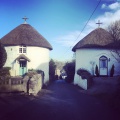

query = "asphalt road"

[{"left": 2, "top": 80, "right": 119, "bottom": 120}]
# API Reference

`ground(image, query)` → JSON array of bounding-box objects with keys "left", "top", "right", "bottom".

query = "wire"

[{"left": 62, "top": 0, "right": 102, "bottom": 60}]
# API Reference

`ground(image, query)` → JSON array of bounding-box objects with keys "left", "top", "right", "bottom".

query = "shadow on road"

[{"left": 0, "top": 79, "right": 120, "bottom": 120}]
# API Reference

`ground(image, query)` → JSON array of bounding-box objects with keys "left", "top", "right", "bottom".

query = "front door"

[
  {"left": 99, "top": 56, "right": 108, "bottom": 76},
  {"left": 19, "top": 61, "right": 27, "bottom": 76}
]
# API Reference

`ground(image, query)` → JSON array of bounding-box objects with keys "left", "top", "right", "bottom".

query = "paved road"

[{"left": 2, "top": 80, "right": 119, "bottom": 120}]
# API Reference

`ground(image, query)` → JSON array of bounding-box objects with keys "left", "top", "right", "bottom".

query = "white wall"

[
  {"left": 27, "top": 47, "right": 50, "bottom": 83},
  {"left": 4, "top": 46, "right": 19, "bottom": 76},
  {"left": 74, "top": 48, "right": 120, "bottom": 89},
  {"left": 4, "top": 46, "right": 50, "bottom": 84}
]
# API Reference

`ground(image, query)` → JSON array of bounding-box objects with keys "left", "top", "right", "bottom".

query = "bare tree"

[
  {"left": 108, "top": 20, "right": 120, "bottom": 62},
  {"left": 108, "top": 20, "right": 120, "bottom": 41}
]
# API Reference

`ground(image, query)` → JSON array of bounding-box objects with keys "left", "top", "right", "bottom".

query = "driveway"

[{"left": 1, "top": 80, "right": 119, "bottom": 120}]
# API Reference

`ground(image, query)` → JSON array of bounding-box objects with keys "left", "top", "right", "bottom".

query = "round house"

[
  {"left": 1, "top": 23, "right": 52, "bottom": 84},
  {"left": 72, "top": 28, "right": 120, "bottom": 89}
]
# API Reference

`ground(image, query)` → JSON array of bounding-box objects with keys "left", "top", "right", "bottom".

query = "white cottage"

[
  {"left": 72, "top": 28, "right": 120, "bottom": 89},
  {"left": 1, "top": 22, "right": 52, "bottom": 84}
]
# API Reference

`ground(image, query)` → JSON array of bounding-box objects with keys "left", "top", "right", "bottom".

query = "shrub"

[
  {"left": 77, "top": 68, "right": 93, "bottom": 88},
  {"left": 64, "top": 61, "right": 75, "bottom": 83},
  {"left": 55, "top": 75, "right": 59, "bottom": 80},
  {"left": 49, "top": 59, "right": 56, "bottom": 82},
  {"left": 0, "top": 67, "right": 11, "bottom": 81},
  {"left": 0, "top": 42, "right": 7, "bottom": 69},
  {"left": 110, "top": 64, "right": 114, "bottom": 77},
  {"left": 95, "top": 65, "right": 99, "bottom": 77},
  {"left": 24, "top": 69, "right": 44, "bottom": 77},
  {"left": 77, "top": 68, "right": 91, "bottom": 79},
  {"left": 24, "top": 71, "right": 37, "bottom": 77},
  {"left": 36, "top": 69, "right": 44, "bottom": 74},
  {"left": 28, "top": 68, "right": 34, "bottom": 71},
  {"left": 59, "top": 75, "right": 63, "bottom": 80}
]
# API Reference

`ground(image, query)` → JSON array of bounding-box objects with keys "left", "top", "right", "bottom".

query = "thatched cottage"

[
  {"left": 1, "top": 21, "right": 52, "bottom": 84},
  {"left": 72, "top": 28, "right": 120, "bottom": 89}
]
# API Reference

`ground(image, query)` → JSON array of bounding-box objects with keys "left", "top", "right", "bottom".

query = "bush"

[
  {"left": 0, "top": 67, "right": 11, "bottom": 81},
  {"left": 59, "top": 75, "right": 63, "bottom": 80},
  {"left": 55, "top": 75, "right": 59, "bottom": 80},
  {"left": 95, "top": 65, "right": 99, "bottom": 77},
  {"left": 49, "top": 59, "right": 56, "bottom": 82},
  {"left": 64, "top": 61, "right": 75, "bottom": 83},
  {"left": 36, "top": 69, "right": 44, "bottom": 74},
  {"left": 24, "top": 69, "right": 44, "bottom": 77},
  {"left": 77, "top": 68, "right": 93, "bottom": 88},
  {"left": 24, "top": 71, "right": 37, "bottom": 77},
  {"left": 110, "top": 64, "right": 114, "bottom": 77},
  {"left": 77, "top": 68, "right": 91, "bottom": 79},
  {"left": 0, "top": 42, "right": 7, "bottom": 68}
]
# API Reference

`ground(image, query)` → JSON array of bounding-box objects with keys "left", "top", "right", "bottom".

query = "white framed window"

[
  {"left": 19, "top": 46, "right": 27, "bottom": 54},
  {"left": 19, "top": 48, "right": 22, "bottom": 53},
  {"left": 23, "top": 48, "right": 26, "bottom": 53}
]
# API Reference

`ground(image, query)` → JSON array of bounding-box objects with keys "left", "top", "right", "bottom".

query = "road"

[{"left": 2, "top": 80, "right": 119, "bottom": 120}]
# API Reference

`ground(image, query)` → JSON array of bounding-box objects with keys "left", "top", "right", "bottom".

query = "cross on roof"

[
  {"left": 96, "top": 20, "right": 102, "bottom": 28},
  {"left": 22, "top": 16, "right": 28, "bottom": 24}
]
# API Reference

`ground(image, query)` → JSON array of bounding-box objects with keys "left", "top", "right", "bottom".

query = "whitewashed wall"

[
  {"left": 27, "top": 47, "right": 50, "bottom": 84},
  {"left": 74, "top": 48, "right": 120, "bottom": 89},
  {"left": 4, "top": 46, "right": 19, "bottom": 76},
  {"left": 4, "top": 46, "right": 50, "bottom": 84}
]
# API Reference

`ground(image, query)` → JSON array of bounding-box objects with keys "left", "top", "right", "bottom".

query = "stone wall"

[
  {"left": 0, "top": 78, "right": 23, "bottom": 92},
  {"left": 23, "top": 74, "right": 42, "bottom": 95},
  {"left": 0, "top": 73, "right": 43, "bottom": 95},
  {"left": 74, "top": 75, "right": 87, "bottom": 90}
]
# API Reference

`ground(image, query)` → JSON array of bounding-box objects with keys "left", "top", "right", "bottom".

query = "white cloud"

[
  {"left": 53, "top": 28, "right": 93, "bottom": 48},
  {"left": 101, "top": 2, "right": 120, "bottom": 10},
  {"left": 108, "top": 2, "right": 120, "bottom": 10},
  {"left": 88, "top": 9, "right": 120, "bottom": 29},
  {"left": 53, "top": 31, "right": 83, "bottom": 47},
  {"left": 101, "top": 4, "right": 107, "bottom": 9},
  {"left": 54, "top": 2, "right": 120, "bottom": 48}
]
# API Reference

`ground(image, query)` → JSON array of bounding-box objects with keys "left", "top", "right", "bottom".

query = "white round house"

[
  {"left": 72, "top": 28, "right": 120, "bottom": 89},
  {"left": 1, "top": 22, "right": 52, "bottom": 84}
]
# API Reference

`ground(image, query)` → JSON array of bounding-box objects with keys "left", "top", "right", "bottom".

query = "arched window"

[{"left": 99, "top": 56, "right": 108, "bottom": 68}]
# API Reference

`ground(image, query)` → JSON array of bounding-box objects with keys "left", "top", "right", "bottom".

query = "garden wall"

[
  {"left": 77, "top": 76, "right": 87, "bottom": 90},
  {"left": 0, "top": 78, "right": 23, "bottom": 92},
  {"left": 0, "top": 73, "right": 43, "bottom": 95}
]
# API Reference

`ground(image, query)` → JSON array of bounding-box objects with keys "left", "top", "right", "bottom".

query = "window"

[
  {"left": 99, "top": 56, "right": 108, "bottom": 68},
  {"left": 23, "top": 48, "right": 26, "bottom": 53},
  {"left": 19, "top": 48, "right": 22, "bottom": 53},
  {"left": 100, "top": 60, "right": 107, "bottom": 68},
  {"left": 19, "top": 46, "right": 27, "bottom": 53}
]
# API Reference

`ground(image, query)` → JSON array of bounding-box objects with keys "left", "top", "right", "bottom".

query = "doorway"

[
  {"left": 19, "top": 61, "right": 27, "bottom": 76},
  {"left": 99, "top": 56, "right": 108, "bottom": 76}
]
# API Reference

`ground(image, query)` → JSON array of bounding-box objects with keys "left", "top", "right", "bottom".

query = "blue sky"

[{"left": 0, "top": 0, "right": 120, "bottom": 61}]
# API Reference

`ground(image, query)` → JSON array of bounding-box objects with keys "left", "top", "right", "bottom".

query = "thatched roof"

[
  {"left": 72, "top": 28, "right": 114, "bottom": 52},
  {"left": 1, "top": 24, "right": 53, "bottom": 50},
  {"left": 105, "top": 40, "right": 120, "bottom": 49}
]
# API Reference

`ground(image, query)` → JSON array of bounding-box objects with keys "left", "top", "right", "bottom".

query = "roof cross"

[
  {"left": 22, "top": 16, "right": 28, "bottom": 24},
  {"left": 96, "top": 20, "right": 102, "bottom": 28}
]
